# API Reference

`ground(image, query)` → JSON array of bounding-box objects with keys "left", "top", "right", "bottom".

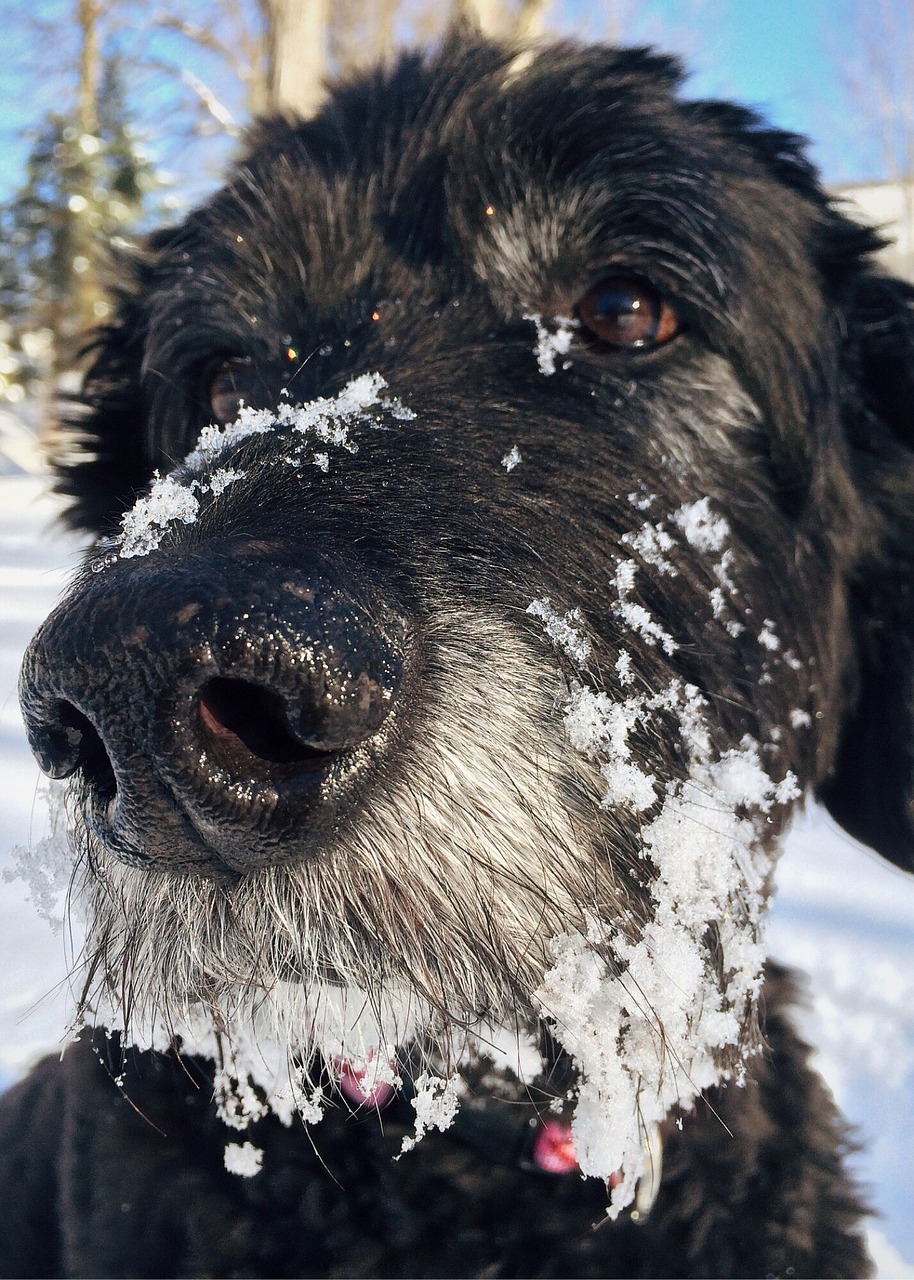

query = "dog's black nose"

[{"left": 19, "top": 541, "right": 407, "bottom": 875}]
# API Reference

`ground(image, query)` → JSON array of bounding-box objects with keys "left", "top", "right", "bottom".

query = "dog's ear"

[
  {"left": 54, "top": 300, "right": 147, "bottom": 537},
  {"left": 819, "top": 264, "right": 914, "bottom": 873},
  {"left": 52, "top": 232, "right": 175, "bottom": 537}
]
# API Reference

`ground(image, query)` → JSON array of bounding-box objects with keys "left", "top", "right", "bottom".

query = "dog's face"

[{"left": 19, "top": 37, "right": 914, "bottom": 1205}]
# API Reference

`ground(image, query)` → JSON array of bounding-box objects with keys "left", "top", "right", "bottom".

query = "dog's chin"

[
  {"left": 72, "top": 834, "right": 563, "bottom": 1078},
  {"left": 72, "top": 834, "right": 562, "bottom": 1145}
]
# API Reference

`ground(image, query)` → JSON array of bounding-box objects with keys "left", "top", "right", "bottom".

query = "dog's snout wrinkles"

[{"left": 20, "top": 541, "right": 406, "bottom": 874}]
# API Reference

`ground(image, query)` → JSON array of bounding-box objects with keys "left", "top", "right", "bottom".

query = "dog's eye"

[
  {"left": 208, "top": 358, "right": 255, "bottom": 425},
  {"left": 576, "top": 276, "right": 680, "bottom": 350}
]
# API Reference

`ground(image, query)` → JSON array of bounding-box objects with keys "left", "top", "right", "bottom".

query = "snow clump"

[
  {"left": 224, "top": 1142, "right": 264, "bottom": 1178},
  {"left": 400, "top": 1073, "right": 464, "bottom": 1154},
  {"left": 526, "top": 598, "right": 592, "bottom": 666},
  {"left": 673, "top": 496, "right": 729, "bottom": 554},
  {"left": 620, "top": 520, "right": 677, "bottom": 575},
  {"left": 758, "top": 620, "right": 780, "bottom": 651},
  {"left": 524, "top": 313, "right": 577, "bottom": 375},
  {"left": 613, "top": 560, "right": 679, "bottom": 654},
  {"left": 3, "top": 781, "right": 73, "bottom": 932},
  {"left": 119, "top": 473, "right": 203, "bottom": 559},
  {"left": 669, "top": 497, "right": 745, "bottom": 637}
]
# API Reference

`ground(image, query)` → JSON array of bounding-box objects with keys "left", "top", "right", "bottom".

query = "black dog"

[{"left": 3, "top": 32, "right": 914, "bottom": 1278}]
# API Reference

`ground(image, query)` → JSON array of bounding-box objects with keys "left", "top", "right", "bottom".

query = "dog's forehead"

[{"left": 156, "top": 44, "right": 823, "bottom": 327}]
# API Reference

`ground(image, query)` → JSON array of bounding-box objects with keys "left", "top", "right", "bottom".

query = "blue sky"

[
  {"left": 554, "top": 0, "right": 878, "bottom": 185},
  {"left": 669, "top": 1, "right": 862, "bottom": 181},
  {"left": 0, "top": 0, "right": 890, "bottom": 211}
]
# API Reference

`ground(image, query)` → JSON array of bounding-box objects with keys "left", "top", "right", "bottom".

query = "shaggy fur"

[{"left": 4, "top": 31, "right": 914, "bottom": 1278}]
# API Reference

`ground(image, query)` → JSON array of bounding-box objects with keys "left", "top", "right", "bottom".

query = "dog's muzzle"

[{"left": 19, "top": 539, "right": 408, "bottom": 876}]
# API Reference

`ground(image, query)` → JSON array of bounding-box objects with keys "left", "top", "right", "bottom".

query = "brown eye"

[
  {"left": 576, "top": 276, "right": 680, "bottom": 349},
  {"left": 208, "top": 357, "right": 255, "bottom": 425}
]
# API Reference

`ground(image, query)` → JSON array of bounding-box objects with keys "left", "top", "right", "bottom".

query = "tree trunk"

[
  {"left": 260, "top": 0, "right": 331, "bottom": 117},
  {"left": 62, "top": 0, "right": 105, "bottom": 363},
  {"left": 451, "top": 0, "right": 500, "bottom": 34},
  {"left": 450, "top": 0, "right": 549, "bottom": 40},
  {"left": 76, "top": 0, "right": 102, "bottom": 138}
]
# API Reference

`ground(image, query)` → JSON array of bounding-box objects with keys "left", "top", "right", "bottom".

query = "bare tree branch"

[{"left": 179, "top": 68, "right": 242, "bottom": 136}]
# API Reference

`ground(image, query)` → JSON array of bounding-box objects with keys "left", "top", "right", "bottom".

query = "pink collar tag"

[
  {"left": 336, "top": 1058, "right": 397, "bottom": 1111},
  {"left": 530, "top": 1118, "right": 578, "bottom": 1174}
]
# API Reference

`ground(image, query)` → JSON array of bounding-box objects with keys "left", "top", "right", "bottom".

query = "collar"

[{"left": 335, "top": 1057, "right": 664, "bottom": 1219}]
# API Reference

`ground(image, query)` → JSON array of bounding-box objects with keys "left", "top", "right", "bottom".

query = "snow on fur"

[
  {"left": 80, "top": 979, "right": 418, "bottom": 1140},
  {"left": 538, "top": 669, "right": 798, "bottom": 1216},
  {"left": 529, "top": 496, "right": 799, "bottom": 1216},
  {"left": 524, "top": 313, "right": 577, "bottom": 375},
  {"left": 117, "top": 374, "right": 412, "bottom": 559}
]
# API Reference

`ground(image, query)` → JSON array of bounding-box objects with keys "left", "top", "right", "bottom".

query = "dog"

[{"left": 3, "top": 30, "right": 913, "bottom": 1278}]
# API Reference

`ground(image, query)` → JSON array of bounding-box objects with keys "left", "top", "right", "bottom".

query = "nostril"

[
  {"left": 30, "top": 701, "right": 118, "bottom": 803},
  {"left": 198, "top": 677, "right": 335, "bottom": 768},
  {"left": 75, "top": 716, "right": 118, "bottom": 805}
]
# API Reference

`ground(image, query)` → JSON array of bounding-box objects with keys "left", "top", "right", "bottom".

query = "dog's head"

[{"left": 19, "top": 35, "right": 914, "bottom": 1204}]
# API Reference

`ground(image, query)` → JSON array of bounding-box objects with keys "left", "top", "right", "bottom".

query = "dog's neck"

[{"left": 336, "top": 1055, "right": 664, "bottom": 1217}]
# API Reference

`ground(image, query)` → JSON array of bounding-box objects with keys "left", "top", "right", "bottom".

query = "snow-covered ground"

[{"left": 1, "top": 472, "right": 913, "bottom": 1275}]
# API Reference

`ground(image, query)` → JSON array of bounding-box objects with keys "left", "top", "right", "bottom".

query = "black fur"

[
  {"left": 0, "top": 968, "right": 869, "bottom": 1278},
  {"left": 4, "top": 32, "right": 914, "bottom": 1277}
]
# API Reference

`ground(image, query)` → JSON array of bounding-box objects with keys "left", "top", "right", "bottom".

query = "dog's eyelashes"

[
  {"left": 208, "top": 357, "right": 256, "bottom": 425},
  {"left": 576, "top": 275, "right": 680, "bottom": 350}
]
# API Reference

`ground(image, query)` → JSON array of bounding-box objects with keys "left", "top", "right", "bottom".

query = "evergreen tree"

[{"left": 0, "top": 44, "right": 157, "bottom": 400}]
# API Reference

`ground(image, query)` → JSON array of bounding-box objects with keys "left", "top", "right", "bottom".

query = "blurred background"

[{"left": 1, "top": 3, "right": 914, "bottom": 1275}]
